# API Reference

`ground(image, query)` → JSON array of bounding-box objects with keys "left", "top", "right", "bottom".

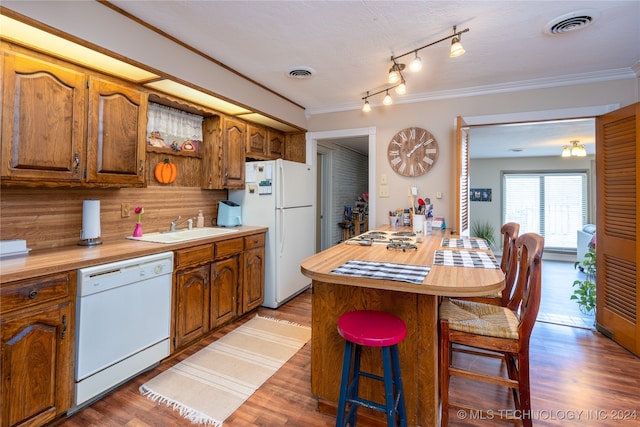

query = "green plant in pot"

[
  {"left": 471, "top": 221, "right": 496, "bottom": 249},
  {"left": 572, "top": 246, "right": 596, "bottom": 315}
]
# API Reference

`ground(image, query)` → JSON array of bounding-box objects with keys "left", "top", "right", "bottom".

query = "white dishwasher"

[{"left": 72, "top": 251, "right": 173, "bottom": 412}]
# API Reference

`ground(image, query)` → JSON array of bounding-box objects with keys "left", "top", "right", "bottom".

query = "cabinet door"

[
  {"left": 246, "top": 124, "right": 267, "bottom": 159},
  {"left": 210, "top": 255, "right": 239, "bottom": 328},
  {"left": 243, "top": 246, "right": 265, "bottom": 313},
  {"left": 86, "top": 77, "right": 147, "bottom": 186},
  {"left": 174, "top": 265, "right": 209, "bottom": 349},
  {"left": 284, "top": 132, "right": 306, "bottom": 163},
  {"left": 1, "top": 302, "right": 73, "bottom": 427},
  {"left": 1, "top": 51, "right": 85, "bottom": 183},
  {"left": 267, "top": 129, "right": 284, "bottom": 159},
  {"left": 222, "top": 117, "right": 246, "bottom": 189}
]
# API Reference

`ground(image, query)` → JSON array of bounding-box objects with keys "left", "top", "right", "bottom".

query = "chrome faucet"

[{"left": 170, "top": 216, "right": 194, "bottom": 232}]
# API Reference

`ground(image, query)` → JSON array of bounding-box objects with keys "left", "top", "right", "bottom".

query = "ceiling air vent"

[
  {"left": 286, "top": 66, "right": 315, "bottom": 79},
  {"left": 544, "top": 10, "right": 600, "bottom": 35}
]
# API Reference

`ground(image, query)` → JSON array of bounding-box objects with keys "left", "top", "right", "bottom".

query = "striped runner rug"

[{"left": 139, "top": 315, "right": 311, "bottom": 426}]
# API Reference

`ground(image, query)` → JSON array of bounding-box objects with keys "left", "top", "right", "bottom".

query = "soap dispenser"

[{"left": 197, "top": 210, "right": 205, "bottom": 228}]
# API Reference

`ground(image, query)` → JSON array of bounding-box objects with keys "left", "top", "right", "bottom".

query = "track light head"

[{"left": 383, "top": 90, "right": 392, "bottom": 105}]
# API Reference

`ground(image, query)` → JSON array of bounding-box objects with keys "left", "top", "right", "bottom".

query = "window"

[{"left": 503, "top": 172, "right": 587, "bottom": 251}]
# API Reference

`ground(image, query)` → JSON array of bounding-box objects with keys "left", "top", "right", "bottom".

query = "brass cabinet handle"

[
  {"left": 73, "top": 152, "right": 80, "bottom": 173},
  {"left": 139, "top": 160, "right": 143, "bottom": 176}
]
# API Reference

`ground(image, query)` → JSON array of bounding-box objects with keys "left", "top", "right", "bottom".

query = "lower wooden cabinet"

[
  {"left": 0, "top": 272, "right": 74, "bottom": 427},
  {"left": 210, "top": 255, "right": 239, "bottom": 329},
  {"left": 174, "top": 264, "right": 209, "bottom": 349},
  {"left": 243, "top": 235, "right": 265, "bottom": 312},
  {"left": 173, "top": 232, "right": 265, "bottom": 351}
]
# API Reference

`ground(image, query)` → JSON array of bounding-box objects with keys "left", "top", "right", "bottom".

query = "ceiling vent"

[
  {"left": 544, "top": 10, "right": 600, "bottom": 35},
  {"left": 286, "top": 66, "right": 315, "bottom": 79}
]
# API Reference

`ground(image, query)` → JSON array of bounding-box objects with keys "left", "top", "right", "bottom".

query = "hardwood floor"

[{"left": 55, "top": 284, "right": 639, "bottom": 427}]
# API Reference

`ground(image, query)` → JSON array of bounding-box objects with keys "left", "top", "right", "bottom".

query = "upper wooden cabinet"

[
  {"left": 203, "top": 115, "right": 245, "bottom": 189},
  {"left": 246, "top": 125, "right": 284, "bottom": 160},
  {"left": 1, "top": 51, "right": 86, "bottom": 184},
  {"left": 1, "top": 45, "right": 147, "bottom": 188},
  {"left": 268, "top": 129, "right": 285, "bottom": 159},
  {"left": 86, "top": 77, "right": 147, "bottom": 186},
  {"left": 285, "top": 132, "right": 306, "bottom": 163},
  {"left": 246, "top": 124, "right": 268, "bottom": 159}
]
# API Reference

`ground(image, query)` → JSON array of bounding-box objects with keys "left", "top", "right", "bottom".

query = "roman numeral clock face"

[{"left": 387, "top": 127, "right": 439, "bottom": 177}]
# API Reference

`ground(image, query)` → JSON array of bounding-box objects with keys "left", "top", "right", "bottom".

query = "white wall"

[{"left": 307, "top": 78, "right": 639, "bottom": 229}]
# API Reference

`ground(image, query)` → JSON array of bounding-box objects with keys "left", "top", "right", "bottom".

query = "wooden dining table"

[{"left": 300, "top": 226, "right": 504, "bottom": 426}]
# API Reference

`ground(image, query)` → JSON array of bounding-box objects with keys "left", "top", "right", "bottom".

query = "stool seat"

[
  {"left": 336, "top": 310, "right": 407, "bottom": 426},
  {"left": 337, "top": 310, "right": 407, "bottom": 347}
]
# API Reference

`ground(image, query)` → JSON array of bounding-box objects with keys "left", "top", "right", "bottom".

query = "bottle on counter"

[{"left": 197, "top": 210, "right": 205, "bottom": 228}]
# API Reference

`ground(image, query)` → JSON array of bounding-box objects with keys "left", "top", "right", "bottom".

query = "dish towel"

[
  {"left": 441, "top": 238, "right": 489, "bottom": 250},
  {"left": 433, "top": 250, "right": 500, "bottom": 269},
  {"left": 331, "top": 260, "right": 430, "bottom": 285}
]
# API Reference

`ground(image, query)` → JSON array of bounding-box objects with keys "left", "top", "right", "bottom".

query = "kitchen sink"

[{"left": 127, "top": 227, "right": 240, "bottom": 244}]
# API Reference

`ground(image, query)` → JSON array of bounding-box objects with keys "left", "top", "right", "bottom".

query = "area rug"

[{"left": 139, "top": 315, "right": 311, "bottom": 426}]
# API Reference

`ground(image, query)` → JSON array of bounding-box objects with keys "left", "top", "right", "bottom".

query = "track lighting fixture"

[
  {"left": 361, "top": 25, "right": 470, "bottom": 112},
  {"left": 383, "top": 90, "right": 393, "bottom": 105}
]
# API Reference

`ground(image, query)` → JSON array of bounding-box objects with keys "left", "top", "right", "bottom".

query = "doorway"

[
  {"left": 461, "top": 105, "right": 615, "bottom": 328},
  {"left": 309, "top": 127, "right": 376, "bottom": 251}
]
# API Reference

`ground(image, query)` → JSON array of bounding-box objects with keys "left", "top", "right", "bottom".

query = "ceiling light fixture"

[
  {"left": 362, "top": 26, "right": 470, "bottom": 111},
  {"left": 562, "top": 140, "right": 587, "bottom": 157}
]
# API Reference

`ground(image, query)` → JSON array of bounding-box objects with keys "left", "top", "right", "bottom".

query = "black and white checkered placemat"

[
  {"left": 441, "top": 238, "right": 489, "bottom": 250},
  {"left": 331, "top": 260, "right": 431, "bottom": 285},
  {"left": 433, "top": 250, "right": 500, "bottom": 269}
]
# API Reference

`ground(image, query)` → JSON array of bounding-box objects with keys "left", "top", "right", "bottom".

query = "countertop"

[
  {"left": 0, "top": 226, "right": 268, "bottom": 283},
  {"left": 301, "top": 225, "right": 504, "bottom": 297}
]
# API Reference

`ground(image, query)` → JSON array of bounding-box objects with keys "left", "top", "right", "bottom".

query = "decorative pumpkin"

[{"left": 154, "top": 158, "right": 177, "bottom": 184}]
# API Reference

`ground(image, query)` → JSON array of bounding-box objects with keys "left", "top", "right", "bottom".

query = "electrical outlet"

[
  {"left": 121, "top": 203, "right": 130, "bottom": 218},
  {"left": 379, "top": 185, "right": 390, "bottom": 197}
]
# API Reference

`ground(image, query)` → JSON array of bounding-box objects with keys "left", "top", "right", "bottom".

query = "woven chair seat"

[{"left": 439, "top": 298, "right": 519, "bottom": 339}]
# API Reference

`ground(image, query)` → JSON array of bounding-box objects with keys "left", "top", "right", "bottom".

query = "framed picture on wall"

[{"left": 470, "top": 188, "right": 492, "bottom": 202}]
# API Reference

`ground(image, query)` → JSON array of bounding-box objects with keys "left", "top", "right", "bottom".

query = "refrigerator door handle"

[
  {"left": 279, "top": 207, "right": 285, "bottom": 257},
  {"left": 278, "top": 160, "right": 285, "bottom": 209}
]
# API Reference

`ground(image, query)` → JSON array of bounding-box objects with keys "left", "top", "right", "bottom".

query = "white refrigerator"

[{"left": 229, "top": 159, "right": 315, "bottom": 308}]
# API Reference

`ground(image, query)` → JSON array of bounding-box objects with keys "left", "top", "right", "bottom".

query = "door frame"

[{"left": 308, "top": 127, "right": 377, "bottom": 250}]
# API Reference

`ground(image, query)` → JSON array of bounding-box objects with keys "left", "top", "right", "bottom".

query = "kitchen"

[{"left": 1, "top": 1, "right": 640, "bottom": 427}]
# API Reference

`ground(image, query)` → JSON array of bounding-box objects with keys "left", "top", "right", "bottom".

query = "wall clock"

[{"left": 387, "top": 127, "right": 438, "bottom": 177}]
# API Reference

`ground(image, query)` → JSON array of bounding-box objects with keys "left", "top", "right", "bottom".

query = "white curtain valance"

[{"left": 146, "top": 102, "right": 203, "bottom": 152}]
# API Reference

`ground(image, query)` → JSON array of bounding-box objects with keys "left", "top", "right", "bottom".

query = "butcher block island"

[{"left": 301, "top": 226, "right": 504, "bottom": 426}]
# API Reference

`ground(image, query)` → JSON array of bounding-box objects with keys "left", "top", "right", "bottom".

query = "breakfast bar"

[{"left": 300, "top": 226, "right": 504, "bottom": 426}]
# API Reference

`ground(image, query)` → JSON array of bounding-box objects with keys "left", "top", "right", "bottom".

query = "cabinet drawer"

[
  {"left": 175, "top": 244, "right": 213, "bottom": 268},
  {"left": 215, "top": 238, "right": 243, "bottom": 258},
  {"left": 244, "top": 233, "right": 265, "bottom": 249},
  {"left": 1, "top": 272, "right": 70, "bottom": 314}
]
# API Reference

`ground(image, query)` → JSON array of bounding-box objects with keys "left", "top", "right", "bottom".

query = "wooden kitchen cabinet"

[
  {"left": 246, "top": 123, "right": 268, "bottom": 159},
  {"left": 1, "top": 49, "right": 86, "bottom": 184},
  {"left": 0, "top": 272, "right": 74, "bottom": 427},
  {"left": 172, "top": 233, "right": 265, "bottom": 351},
  {"left": 85, "top": 76, "right": 147, "bottom": 186},
  {"left": 210, "top": 255, "right": 240, "bottom": 328},
  {"left": 1, "top": 44, "right": 147, "bottom": 188},
  {"left": 174, "top": 264, "right": 210, "bottom": 349},
  {"left": 267, "top": 129, "right": 285, "bottom": 159},
  {"left": 285, "top": 132, "right": 306, "bottom": 163},
  {"left": 203, "top": 116, "right": 245, "bottom": 189},
  {"left": 242, "top": 234, "right": 265, "bottom": 313}
]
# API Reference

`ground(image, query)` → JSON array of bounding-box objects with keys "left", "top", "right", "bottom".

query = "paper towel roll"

[{"left": 81, "top": 200, "right": 101, "bottom": 240}]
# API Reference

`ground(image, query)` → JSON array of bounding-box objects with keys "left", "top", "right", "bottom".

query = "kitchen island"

[{"left": 300, "top": 226, "right": 504, "bottom": 426}]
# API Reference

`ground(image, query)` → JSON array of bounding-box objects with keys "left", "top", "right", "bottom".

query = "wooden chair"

[
  {"left": 459, "top": 222, "right": 520, "bottom": 306},
  {"left": 439, "top": 232, "right": 544, "bottom": 427}
]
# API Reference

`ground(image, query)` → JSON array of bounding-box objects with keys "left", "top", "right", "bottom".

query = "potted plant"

[
  {"left": 471, "top": 221, "right": 496, "bottom": 249},
  {"left": 572, "top": 246, "right": 596, "bottom": 315}
]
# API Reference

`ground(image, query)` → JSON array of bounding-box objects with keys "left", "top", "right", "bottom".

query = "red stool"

[{"left": 336, "top": 310, "right": 407, "bottom": 427}]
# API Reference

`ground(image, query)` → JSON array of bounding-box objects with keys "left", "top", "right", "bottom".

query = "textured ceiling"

[
  {"left": 106, "top": 1, "right": 637, "bottom": 157},
  {"left": 108, "top": 0, "right": 639, "bottom": 114}
]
